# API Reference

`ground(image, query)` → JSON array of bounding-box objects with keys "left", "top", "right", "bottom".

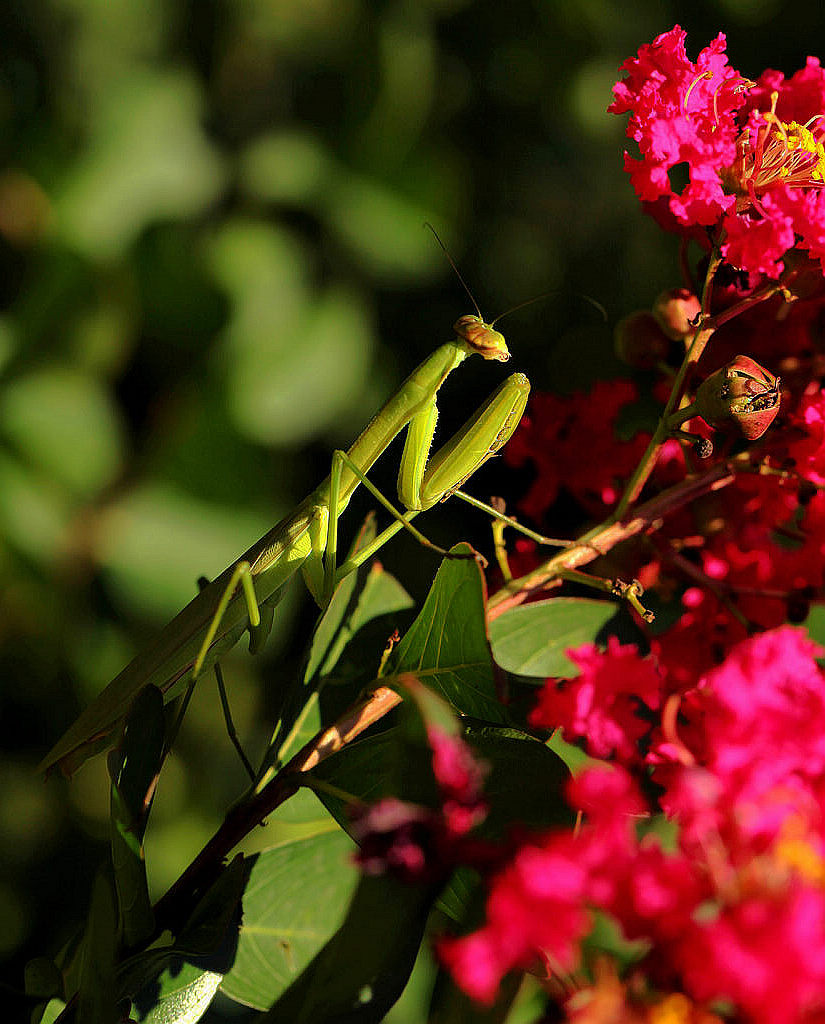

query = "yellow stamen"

[
  {"left": 774, "top": 835, "right": 825, "bottom": 885},
  {"left": 683, "top": 71, "right": 713, "bottom": 118},
  {"left": 649, "top": 993, "right": 693, "bottom": 1024}
]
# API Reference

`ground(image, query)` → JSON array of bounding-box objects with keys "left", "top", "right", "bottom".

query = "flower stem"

[
  {"left": 487, "top": 456, "right": 743, "bottom": 619},
  {"left": 614, "top": 246, "right": 723, "bottom": 518}
]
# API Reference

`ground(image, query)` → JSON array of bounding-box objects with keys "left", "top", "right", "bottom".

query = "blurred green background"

[{"left": 0, "top": 0, "right": 820, "bottom": 1017}]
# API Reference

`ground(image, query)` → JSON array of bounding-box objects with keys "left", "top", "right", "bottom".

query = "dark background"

[{"left": 0, "top": 0, "right": 816, "bottom": 1017}]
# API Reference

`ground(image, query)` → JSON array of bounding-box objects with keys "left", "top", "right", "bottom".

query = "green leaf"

[
  {"left": 24, "top": 956, "right": 64, "bottom": 1000},
  {"left": 429, "top": 966, "right": 522, "bottom": 1024},
  {"left": 37, "top": 999, "right": 67, "bottom": 1024},
  {"left": 125, "top": 861, "right": 245, "bottom": 1020},
  {"left": 315, "top": 722, "right": 573, "bottom": 925},
  {"left": 109, "top": 686, "right": 165, "bottom": 948},
  {"left": 489, "top": 598, "right": 618, "bottom": 678},
  {"left": 303, "top": 515, "right": 380, "bottom": 688},
  {"left": 436, "top": 866, "right": 482, "bottom": 925},
  {"left": 384, "top": 544, "right": 506, "bottom": 723},
  {"left": 311, "top": 731, "right": 399, "bottom": 826},
  {"left": 110, "top": 685, "right": 166, "bottom": 830},
  {"left": 302, "top": 513, "right": 413, "bottom": 692},
  {"left": 308, "top": 560, "right": 414, "bottom": 688},
  {"left": 219, "top": 828, "right": 359, "bottom": 1011},
  {"left": 177, "top": 855, "right": 247, "bottom": 958},
  {"left": 462, "top": 723, "right": 572, "bottom": 840},
  {"left": 384, "top": 944, "right": 437, "bottom": 1024},
  {"left": 314, "top": 720, "right": 571, "bottom": 837},
  {"left": 804, "top": 603, "right": 825, "bottom": 651},
  {"left": 275, "top": 515, "right": 413, "bottom": 765},
  {"left": 261, "top": 873, "right": 438, "bottom": 1023},
  {"left": 133, "top": 961, "right": 223, "bottom": 1024},
  {"left": 77, "top": 870, "right": 119, "bottom": 1024}
]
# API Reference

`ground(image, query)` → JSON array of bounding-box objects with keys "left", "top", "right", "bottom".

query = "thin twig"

[
  {"left": 152, "top": 684, "right": 403, "bottom": 935},
  {"left": 487, "top": 457, "right": 742, "bottom": 620}
]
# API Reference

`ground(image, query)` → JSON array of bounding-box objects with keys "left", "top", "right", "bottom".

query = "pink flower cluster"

[
  {"left": 503, "top": 379, "right": 650, "bottom": 521},
  {"left": 443, "top": 628, "right": 825, "bottom": 1022},
  {"left": 351, "top": 725, "right": 488, "bottom": 883},
  {"left": 347, "top": 28, "right": 825, "bottom": 1023},
  {"left": 433, "top": 34, "right": 825, "bottom": 1017},
  {"left": 609, "top": 26, "right": 825, "bottom": 279}
]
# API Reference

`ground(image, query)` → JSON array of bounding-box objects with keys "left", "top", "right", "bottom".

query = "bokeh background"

[{"left": 0, "top": 0, "right": 820, "bottom": 1017}]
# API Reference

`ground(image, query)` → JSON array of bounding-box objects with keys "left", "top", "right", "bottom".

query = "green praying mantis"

[{"left": 38, "top": 302, "right": 538, "bottom": 778}]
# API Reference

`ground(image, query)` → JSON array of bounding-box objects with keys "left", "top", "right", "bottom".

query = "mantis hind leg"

[{"left": 165, "top": 567, "right": 263, "bottom": 777}]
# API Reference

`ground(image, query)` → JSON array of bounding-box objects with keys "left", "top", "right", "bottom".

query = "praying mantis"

[{"left": 38, "top": 309, "right": 533, "bottom": 778}]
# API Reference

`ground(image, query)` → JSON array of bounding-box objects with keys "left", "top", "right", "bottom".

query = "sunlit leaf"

[
  {"left": 133, "top": 962, "right": 223, "bottom": 1024},
  {"left": 262, "top": 873, "right": 437, "bottom": 1024},
  {"left": 384, "top": 543, "right": 506, "bottom": 723},
  {"left": 489, "top": 598, "right": 618, "bottom": 678},
  {"left": 219, "top": 827, "right": 358, "bottom": 1010}
]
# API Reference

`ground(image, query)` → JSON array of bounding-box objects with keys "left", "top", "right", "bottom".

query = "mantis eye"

[
  {"left": 453, "top": 315, "right": 510, "bottom": 362},
  {"left": 695, "top": 354, "right": 781, "bottom": 440}
]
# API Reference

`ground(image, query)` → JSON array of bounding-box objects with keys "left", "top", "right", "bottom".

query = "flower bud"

[
  {"left": 694, "top": 355, "right": 781, "bottom": 440},
  {"left": 614, "top": 311, "right": 670, "bottom": 369},
  {"left": 652, "top": 288, "right": 701, "bottom": 341}
]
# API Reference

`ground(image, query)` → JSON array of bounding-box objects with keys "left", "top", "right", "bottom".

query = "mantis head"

[{"left": 453, "top": 315, "right": 510, "bottom": 362}]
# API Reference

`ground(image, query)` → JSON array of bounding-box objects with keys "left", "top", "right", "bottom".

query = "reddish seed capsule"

[
  {"left": 613, "top": 311, "right": 670, "bottom": 369},
  {"left": 652, "top": 288, "right": 701, "bottom": 341},
  {"left": 694, "top": 354, "right": 781, "bottom": 440}
]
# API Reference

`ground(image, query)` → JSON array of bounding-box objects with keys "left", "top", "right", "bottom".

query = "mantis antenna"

[
  {"left": 423, "top": 222, "right": 607, "bottom": 328},
  {"left": 423, "top": 221, "right": 485, "bottom": 321}
]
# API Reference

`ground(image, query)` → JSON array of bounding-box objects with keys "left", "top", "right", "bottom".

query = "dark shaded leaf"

[
  {"left": 77, "top": 870, "right": 118, "bottom": 1024},
  {"left": 109, "top": 685, "right": 165, "bottom": 949}
]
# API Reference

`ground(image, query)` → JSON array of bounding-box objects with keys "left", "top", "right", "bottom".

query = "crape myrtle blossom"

[
  {"left": 426, "top": 28, "right": 825, "bottom": 1024},
  {"left": 609, "top": 26, "right": 825, "bottom": 278},
  {"left": 352, "top": 725, "right": 488, "bottom": 883},
  {"left": 529, "top": 637, "right": 662, "bottom": 764},
  {"left": 443, "top": 629, "right": 825, "bottom": 1022}
]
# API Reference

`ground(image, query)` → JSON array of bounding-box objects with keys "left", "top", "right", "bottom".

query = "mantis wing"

[{"left": 37, "top": 509, "right": 314, "bottom": 777}]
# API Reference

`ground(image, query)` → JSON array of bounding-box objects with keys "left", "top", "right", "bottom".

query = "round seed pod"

[
  {"left": 652, "top": 288, "right": 701, "bottom": 341},
  {"left": 614, "top": 311, "right": 670, "bottom": 370},
  {"left": 694, "top": 354, "right": 781, "bottom": 440}
]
